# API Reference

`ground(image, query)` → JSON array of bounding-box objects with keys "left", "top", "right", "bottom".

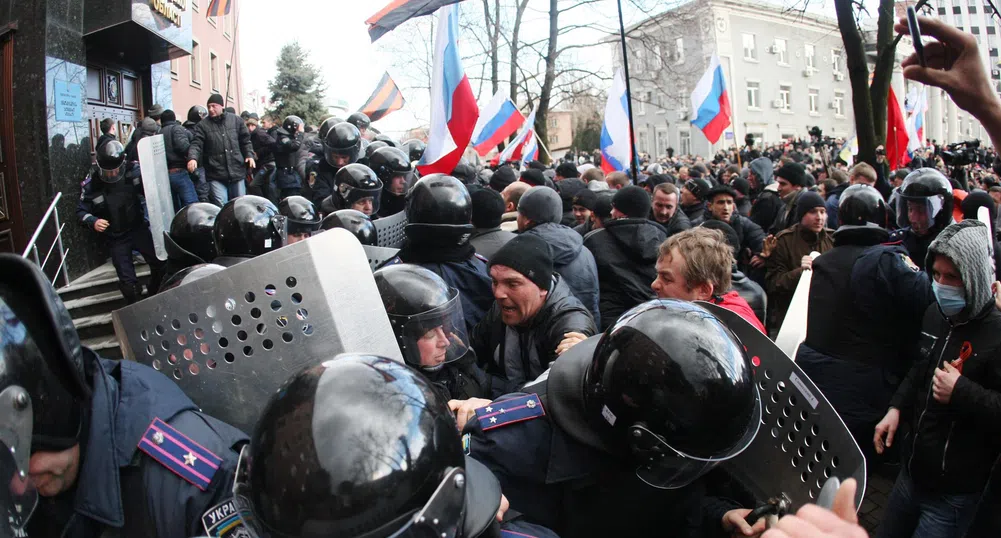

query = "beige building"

[
  {"left": 169, "top": 0, "right": 243, "bottom": 116},
  {"left": 545, "top": 110, "right": 575, "bottom": 160}
]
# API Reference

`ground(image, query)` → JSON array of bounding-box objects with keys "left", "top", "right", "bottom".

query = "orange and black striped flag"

[
  {"left": 206, "top": 0, "right": 232, "bottom": 18},
  {"left": 366, "top": 0, "right": 464, "bottom": 42},
  {"left": 358, "top": 72, "right": 406, "bottom": 123}
]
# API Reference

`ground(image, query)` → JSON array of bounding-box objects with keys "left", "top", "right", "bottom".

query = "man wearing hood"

[
  {"left": 517, "top": 186, "right": 601, "bottom": 325},
  {"left": 583, "top": 186, "right": 666, "bottom": 330},
  {"left": 874, "top": 219, "right": 1001, "bottom": 538},
  {"left": 748, "top": 156, "right": 781, "bottom": 232}
]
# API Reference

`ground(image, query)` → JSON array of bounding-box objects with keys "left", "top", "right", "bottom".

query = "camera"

[{"left": 941, "top": 140, "right": 985, "bottom": 167}]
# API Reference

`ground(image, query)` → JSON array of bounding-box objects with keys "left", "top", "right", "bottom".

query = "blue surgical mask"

[{"left": 933, "top": 280, "right": 966, "bottom": 317}]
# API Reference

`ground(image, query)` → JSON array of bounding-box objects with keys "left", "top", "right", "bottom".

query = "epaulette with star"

[
  {"left": 137, "top": 417, "right": 222, "bottom": 490},
  {"left": 475, "top": 393, "right": 545, "bottom": 431}
]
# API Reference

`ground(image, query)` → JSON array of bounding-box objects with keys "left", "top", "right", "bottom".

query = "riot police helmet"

[
  {"left": 322, "top": 122, "right": 362, "bottom": 167},
  {"left": 374, "top": 133, "right": 399, "bottom": 148},
  {"left": 574, "top": 299, "right": 760, "bottom": 489},
  {"left": 335, "top": 163, "right": 383, "bottom": 216},
  {"left": 233, "top": 354, "right": 503, "bottom": 538},
  {"left": 838, "top": 185, "right": 888, "bottom": 228},
  {"left": 317, "top": 116, "right": 342, "bottom": 141},
  {"left": 96, "top": 139, "right": 127, "bottom": 183},
  {"left": 406, "top": 174, "right": 473, "bottom": 236},
  {"left": 213, "top": 196, "right": 288, "bottom": 258},
  {"left": 370, "top": 147, "right": 414, "bottom": 196},
  {"left": 374, "top": 265, "right": 470, "bottom": 371},
  {"left": 281, "top": 115, "right": 304, "bottom": 134},
  {"left": 319, "top": 209, "right": 377, "bottom": 246},
  {"left": 346, "top": 112, "right": 371, "bottom": 131},
  {"left": 403, "top": 139, "right": 426, "bottom": 163},
  {"left": 278, "top": 195, "right": 321, "bottom": 237},
  {"left": 364, "top": 140, "right": 389, "bottom": 161},
  {"left": 164, "top": 202, "right": 220, "bottom": 265},
  {"left": 896, "top": 168, "right": 954, "bottom": 233},
  {"left": 187, "top": 105, "right": 208, "bottom": 124},
  {"left": 159, "top": 263, "right": 226, "bottom": 292}
]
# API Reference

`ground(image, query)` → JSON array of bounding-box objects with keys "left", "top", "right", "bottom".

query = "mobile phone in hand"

[{"left": 907, "top": 6, "right": 926, "bottom": 68}]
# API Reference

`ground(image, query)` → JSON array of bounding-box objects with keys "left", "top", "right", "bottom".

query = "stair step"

[
  {"left": 63, "top": 290, "right": 129, "bottom": 318},
  {"left": 81, "top": 335, "right": 124, "bottom": 360},
  {"left": 74, "top": 312, "right": 116, "bottom": 341},
  {"left": 59, "top": 265, "right": 150, "bottom": 302}
]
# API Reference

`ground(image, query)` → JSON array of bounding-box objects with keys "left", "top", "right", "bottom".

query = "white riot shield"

[
  {"left": 773, "top": 251, "right": 821, "bottom": 360},
  {"left": 137, "top": 134, "right": 174, "bottom": 261},
  {"left": 111, "top": 229, "right": 403, "bottom": 433},
  {"left": 699, "top": 301, "right": 866, "bottom": 512}
]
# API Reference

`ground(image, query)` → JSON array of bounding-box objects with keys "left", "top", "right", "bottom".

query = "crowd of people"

[{"left": 0, "top": 12, "right": 990, "bottom": 538}]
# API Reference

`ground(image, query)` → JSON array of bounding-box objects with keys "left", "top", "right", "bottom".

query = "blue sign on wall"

[{"left": 54, "top": 81, "right": 82, "bottom": 122}]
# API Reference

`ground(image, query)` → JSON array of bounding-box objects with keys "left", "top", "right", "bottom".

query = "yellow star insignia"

[{"left": 183, "top": 452, "right": 197, "bottom": 466}]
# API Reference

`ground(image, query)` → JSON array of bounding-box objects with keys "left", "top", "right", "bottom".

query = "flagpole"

[
  {"left": 615, "top": 0, "right": 639, "bottom": 183},
  {"left": 536, "top": 135, "right": 553, "bottom": 161}
]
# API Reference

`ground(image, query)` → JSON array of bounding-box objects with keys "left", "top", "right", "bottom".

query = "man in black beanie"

[
  {"left": 772, "top": 162, "right": 808, "bottom": 233},
  {"left": 490, "top": 165, "right": 517, "bottom": 192},
  {"left": 187, "top": 93, "right": 256, "bottom": 206},
  {"left": 571, "top": 189, "right": 597, "bottom": 233},
  {"left": 583, "top": 185, "right": 666, "bottom": 329},
  {"left": 470, "top": 189, "right": 516, "bottom": 260},
  {"left": 159, "top": 108, "right": 199, "bottom": 208},
  {"left": 555, "top": 162, "right": 579, "bottom": 182},
  {"left": 471, "top": 233, "right": 596, "bottom": 396}
]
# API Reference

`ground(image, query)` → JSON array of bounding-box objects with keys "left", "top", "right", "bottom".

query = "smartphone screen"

[{"left": 907, "top": 6, "right": 926, "bottom": 68}]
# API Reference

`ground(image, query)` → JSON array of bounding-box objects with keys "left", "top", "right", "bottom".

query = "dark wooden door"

[{"left": 0, "top": 32, "right": 23, "bottom": 254}]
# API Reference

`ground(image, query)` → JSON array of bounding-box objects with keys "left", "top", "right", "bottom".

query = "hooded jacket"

[
  {"left": 521, "top": 222, "right": 601, "bottom": 326},
  {"left": 765, "top": 224, "right": 834, "bottom": 332},
  {"left": 583, "top": 218, "right": 667, "bottom": 330},
  {"left": 824, "top": 182, "right": 850, "bottom": 229},
  {"left": 472, "top": 274, "right": 597, "bottom": 397},
  {"left": 888, "top": 220, "right": 1001, "bottom": 494}
]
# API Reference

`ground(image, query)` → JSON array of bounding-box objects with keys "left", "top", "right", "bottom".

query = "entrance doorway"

[
  {"left": 0, "top": 31, "right": 23, "bottom": 254},
  {"left": 84, "top": 63, "right": 142, "bottom": 154}
]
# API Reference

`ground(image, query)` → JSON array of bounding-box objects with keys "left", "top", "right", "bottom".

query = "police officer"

[
  {"left": 357, "top": 139, "right": 388, "bottom": 167},
  {"left": 163, "top": 202, "right": 220, "bottom": 284},
  {"left": 387, "top": 175, "right": 493, "bottom": 333},
  {"left": 271, "top": 115, "right": 304, "bottom": 201},
  {"left": 375, "top": 264, "right": 488, "bottom": 400},
  {"left": 346, "top": 111, "right": 371, "bottom": 137},
  {"left": 320, "top": 163, "right": 383, "bottom": 217},
  {"left": 798, "top": 185, "right": 933, "bottom": 463},
  {"left": 232, "top": 353, "right": 557, "bottom": 538},
  {"left": 403, "top": 138, "right": 426, "bottom": 164},
  {"left": 374, "top": 133, "right": 399, "bottom": 147},
  {"left": 212, "top": 195, "right": 288, "bottom": 266},
  {"left": 319, "top": 209, "right": 377, "bottom": 245},
  {"left": 77, "top": 139, "right": 165, "bottom": 304},
  {"left": 160, "top": 262, "right": 227, "bottom": 291},
  {"left": 278, "top": 195, "right": 321, "bottom": 245},
  {"left": 0, "top": 255, "right": 249, "bottom": 538},
  {"left": 302, "top": 122, "right": 362, "bottom": 208},
  {"left": 369, "top": 145, "right": 413, "bottom": 217},
  {"left": 455, "top": 299, "right": 761, "bottom": 538},
  {"left": 888, "top": 168, "right": 955, "bottom": 271},
  {"left": 184, "top": 105, "right": 211, "bottom": 203}
]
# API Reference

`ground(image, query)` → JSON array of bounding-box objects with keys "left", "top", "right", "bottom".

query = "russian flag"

[
  {"left": 906, "top": 85, "right": 927, "bottom": 153},
  {"left": 690, "top": 54, "right": 731, "bottom": 144},
  {"left": 417, "top": 4, "right": 479, "bottom": 176},
  {"left": 496, "top": 106, "right": 537, "bottom": 165},
  {"left": 600, "top": 68, "right": 632, "bottom": 174},
  {"left": 471, "top": 90, "right": 525, "bottom": 157}
]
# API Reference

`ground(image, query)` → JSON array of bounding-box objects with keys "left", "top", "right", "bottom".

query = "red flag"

[
  {"left": 886, "top": 87, "right": 911, "bottom": 171},
  {"left": 206, "top": 0, "right": 232, "bottom": 17}
]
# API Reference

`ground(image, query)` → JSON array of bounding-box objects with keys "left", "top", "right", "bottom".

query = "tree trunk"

[
  {"left": 835, "top": 0, "right": 877, "bottom": 167},
  {"left": 869, "top": 0, "right": 897, "bottom": 147},
  {"left": 482, "top": 0, "right": 500, "bottom": 95},
  {"left": 534, "top": 0, "right": 560, "bottom": 165},
  {"left": 509, "top": 0, "right": 530, "bottom": 105}
]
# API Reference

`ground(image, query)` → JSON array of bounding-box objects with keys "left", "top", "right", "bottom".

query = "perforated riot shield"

[
  {"left": 375, "top": 210, "right": 407, "bottom": 248},
  {"left": 363, "top": 245, "right": 400, "bottom": 271},
  {"left": 112, "top": 229, "right": 403, "bottom": 433},
  {"left": 137, "top": 134, "right": 174, "bottom": 261},
  {"left": 698, "top": 302, "right": 866, "bottom": 512}
]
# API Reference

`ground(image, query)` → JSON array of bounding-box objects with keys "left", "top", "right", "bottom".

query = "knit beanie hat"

[
  {"left": 521, "top": 168, "right": 547, "bottom": 187},
  {"left": 594, "top": 191, "right": 615, "bottom": 219},
  {"left": 518, "top": 186, "right": 562, "bottom": 225},
  {"left": 612, "top": 186, "right": 652, "bottom": 219},
  {"left": 207, "top": 93, "right": 225, "bottom": 107},
  {"left": 700, "top": 220, "right": 740, "bottom": 257},
  {"left": 775, "top": 162, "right": 807, "bottom": 187},
  {"left": 140, "top": 117, "right": 159, "bottom": 136},
  {"left": 556, "top": 162, "right": 579, "bottom": 179},
  {"left": 490, "top": 234, "right": 554, "bottom": 292},
  {"left": 160, "top": 109, "right": 176, "bottom": 124},
  {"left": 795, "top": 191, "right": 827, "bottom": 224},
  {"left": 731, "top": 177, "right": 750, "bottom": 197},
  {"left": 490, "top": 165, "right": 517, "bottom": 191},
  {"left": 471, "top": 189, "right": 505, "bottom": 229},
  {"left": 572, "top": 189, "right": 597, "bottom": 211}
]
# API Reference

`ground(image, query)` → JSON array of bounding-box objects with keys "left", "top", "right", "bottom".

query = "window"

[
  {"left": 210, "top": 51, "right": 219, "bottom": 92},
  {"left": 552, "top": 134, "right": 559, "bottom": 145},
  {"left": 743, "top": 34, "right": 757, "bottom": 61},
  {"left": 746, "top": 81, "right": 760, "bottom": 108},
  {"left": 549, "top": 118, "right": 558, "bottom": 128},
  {"left": 809, "top": 89, "right": 819, "bottom": 113},
  {"left": 638, "top": 131, "right": 648, "bottom": 154},
  {"left": 632, "top": 47, "right": 644, "bottom": 74},
  {"left": 675, "top": 37, "right": 685, "bottom": 64},
  {"left": 169, "top": 58, "right": 178, "bottom": 79},
  {"left": 973, "top": 26, "right": 981, "bottom": 34},
  {"left": 190, "top": 40, "right": 201, "bottom": 85},
  {"left": 225, "top": 63, "right": 233, "bottom": 98},
  {"left": 988, "top": 26, "right": 996, "bottom": 34},
  {"left": 833, "top": 91, "right": 845, "bottom": 117},
  {"left": 938, "top": 6, "right": 946, "bottom": 14},
  {"left": 779, "top": 85, "right": 791, "bottom": 111},
  {"left": 805, "top": 43, "right": 816, "bottom": 70},
  {"left": 679, "top": 131, "right": 691, "bottom": 155},
  {"left": 953, "top": 5, "right": 962, "bottom": 13},
  {"left": 774, "top": 38, "right": 788, "bottom": 64},
  {"left": 656, "top": 130, "right": 668, "bottom": 155},
  {"left": 831, "top": 49, "right": 843, "bottom": 74},
  {"left": 971, "top": 4, "right": 978, "bottom": 12},
  {"left": 638, "top": 92, "right": 646, "bottom": 115},
  {"left": 657, "top": 93, "right": 665, "bottom": 112}
]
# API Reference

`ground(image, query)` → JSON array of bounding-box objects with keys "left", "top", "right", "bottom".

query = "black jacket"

[
  {"left": 706, "top": 212, "right": 766, "bottom": 262},
  {"left": 732, "top": 267, "right": 766, "bottom": 327},
  {"left": 302, "top": 159, "right": 339, "bottom": 208},
  {"left": 272, "top": 128, "right": 302, "bottom": 169},
  {"left": 583, "top": 218, "right": 666, "bottom": 330},
  {"left": 656, "top": 209, "right": 691, "bottom": 238},
  {"left": 573, "top": 220, "right": 594, "bottom": 237},
  {"left": 750, "top": 190, "right": 783, "bottom": 233},
  {"left": 187, "top": 112, "right": 255, "bottom": 184},
  {"left": 250, "top": 127, "right": 276, "bottom": 165},
  {"left": 77, "top": 164, "right": 146, "bottom": 237},
  {"left": 160, "top": 120, "right": 193, "bottom": 169},
  {"left": 681, "top": 202, "right": 706, "bottom": 226}
]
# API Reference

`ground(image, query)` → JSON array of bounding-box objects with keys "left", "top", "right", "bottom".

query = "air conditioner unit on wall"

[
  {"left": 834, "top": 73, "right": 845, "bottom": 81},
  {"left": 803, "top": 69, "right": 813, "bottom": 77},
  {"left": 828, "top": 102, "right": 837, "bottom": 109},
  {"left": 768, "top": 45, "right": 778, "bottom": 53},
  {"left": 772, "top": 99, "right": 784, "bottom": 108}
]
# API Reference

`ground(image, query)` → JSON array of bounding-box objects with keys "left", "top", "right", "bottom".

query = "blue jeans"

[
  {"left": 192, "top": 167, "right": 210, "bottom": 203},
  {"left": 878, "top": 469, "right": 981, "bottom": 538},
  {"left": 169, "top": 169, "right": 199, "bottom": 209},
  {"left": 209, "top": 179, "right": 246, "bottom": 207}
]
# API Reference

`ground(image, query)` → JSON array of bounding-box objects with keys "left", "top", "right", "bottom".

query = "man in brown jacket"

[{"left": 765, "top": 190, "right": 834, "bottom": 334}]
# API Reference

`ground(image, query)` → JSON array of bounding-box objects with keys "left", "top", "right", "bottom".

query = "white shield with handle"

[
  {"left": 137, "top": 134, "right": 174, "bottom": 261},
  {"left": 773, "top": 251, "right": 821, "bottom": 360}
]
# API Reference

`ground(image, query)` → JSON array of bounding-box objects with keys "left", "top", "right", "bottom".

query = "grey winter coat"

[{"left": 521, "top": 222, "right": 601, "bottom": 326}]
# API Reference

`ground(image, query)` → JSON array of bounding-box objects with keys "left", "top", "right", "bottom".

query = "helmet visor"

[
  {"left": 393, "top": 294, "right": 469, "bottom": 371},
  {"left": 340, "top": 185, "right": 382, "bottom": 216},
  {"left": 99, "top": 162, "right": 127, "bottom": 183},
  {"left": 896, "top": 194, "right": 945, "bottom": 231},
  {"left": 0, "top": 443, "right": 36, "bottom": 538},
  {"left": 269, "top": 215, "right": 288, "bottom": 251},
  {"left": 323, "top": 145, "right": 360, "bottom": 168}
]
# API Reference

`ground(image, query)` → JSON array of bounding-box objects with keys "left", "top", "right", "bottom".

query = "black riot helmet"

[
  {"left": 347, "top": 112, "right": 371, "bottom": 131},
  {"left": 374, "top": 133, "right": 399, "bottom": 148},
  {"left": 838, "top": 185, "right": 887, "bottom": 228},
  {"left": 213, "top": 196, "right": 288, "bottom": 258},
  {"left": 278, "top": 196, "right": 321, "bottom": 236},
  {"left": 164, "top": 202, "right": 220, "bottom": 266},
  {"left": 370, "top": 146, "right": 414, "bottom": 190},
  {"left": 233, "top": 354, "right": 504, "bottom": 538},
  {"left": 317, "top": 116, "right": 343, "bottom": 140},
  {"left": 96, "top": 140, "right": 127, "bottom": 183},
  {"left": 365, "top": 140, "right": 389, "bottom": 161},
  {"left": 319, "top": 209, "right": 378, "bottom": 245},
  {"left": 403, "top": 139, "right": 426, "bottom": 163},
  {"left": 323, "top": 122, "right": 363, "bottom": 167},
  {"left": 374, "top": 265, "right": 470, "bottom": 371},
  {"left": 406, "top": 175, "right": 473, "bottom": 244},
  {"left": 159, "top": 263, "right": 226, "bottom": 292},
  {"left": 896, "top": 168, "right": 954, "bottom": 232},
  {"left": 281, "top": 115, "right": 304, "bottom": 134},
  {"left": 577, "top": 299, "right": 760, "bottom": 489},
  {"left": 187, "top": 105, "right": 208, "bottom": 124},
  {"left": 335, "top": 163, "right": 383, "bottom": 215}
]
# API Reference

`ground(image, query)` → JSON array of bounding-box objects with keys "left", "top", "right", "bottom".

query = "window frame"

[
  {"left": 746, "top": 80, "right": 761, "bottom": 109},
  {"left": 742, "top": 33, "right": 758, "bottom": 61},
  {"left": 190, "top": 38, "right": 202, "bottom": 87}
]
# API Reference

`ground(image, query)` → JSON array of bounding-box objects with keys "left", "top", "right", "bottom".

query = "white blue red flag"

[
  {"left": 690, "top": 54, "right": 731, "bottom": 144},
  {"left": 600, "top": 68, "right": 633, "bottom": 174},
  {"left": 496, "top": 106, "right": 537, "bottom": 165},
  {"left": 471, "top": 90, "right": 525, "bottom": 157},
  {"left": 417, "top": 3, "right": 479, "bottom": 176},
  {"left": 906, "top": 85, "right": 927, "bottom": 153}
]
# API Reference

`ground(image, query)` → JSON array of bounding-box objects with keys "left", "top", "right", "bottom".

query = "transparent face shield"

[
  {"left": 392, "top": 294, "right": 470, "bottom": 372},
  {"left": 897, "top": 195, "right": 944, "bottom": 233},
  {"left": 340, "top": 184, "right": 383, "bottom": 216},
  {"left": 0, "top": 387, "right": 37, "bottom": 538},
  {"left": 98, "top": 162, "right": 127, "bottom": 184}
]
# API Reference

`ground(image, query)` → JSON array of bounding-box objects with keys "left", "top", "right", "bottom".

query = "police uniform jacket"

[
  {"left": 302, "top": 159, "right": 339, "bottom": 209},
  {"left": 30, "top": 349, "right": 248, "bottom": 538},
  {"left": 889, "top": 226, "right": 938, "bottom": 272},
  {"left": 76, "top": 164, "right": 147, "bottom": 238}
]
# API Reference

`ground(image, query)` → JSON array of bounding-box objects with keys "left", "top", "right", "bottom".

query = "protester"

[
  {"left": 187, "top": 93, "right": 256, "bottom": 206},
  {"left": 604, "top": 171, "right": 630, "bottom": 190},
  {"left": 159, "top": 109, "right": 198, "bottom": 208},
  {"left": 571, "top": 188, "right": 597, "bottom": 236},
  {"left": 470, "top": 188, "right": 516, "bottom": 260},
  {"left": 680, "top": 177, "right": 711, "bottom": 226},
  {"left": 651, "top": 182, "right": 692, "bottom": 237}
]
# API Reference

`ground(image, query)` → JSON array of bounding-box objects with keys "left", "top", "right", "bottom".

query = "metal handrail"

[{"left": 21, "top": 192, "right": 70, "bottom": 288}]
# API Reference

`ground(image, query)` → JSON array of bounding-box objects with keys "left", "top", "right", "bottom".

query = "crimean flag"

[
  {"left": 358, "top": 72, "right": 406, "bottom": 123},
  {"left": 206, "top": 0, "right": 232, "bottom": 18},
  {"left": 366, "top": 0, "right": 465, "bottom": 42}
]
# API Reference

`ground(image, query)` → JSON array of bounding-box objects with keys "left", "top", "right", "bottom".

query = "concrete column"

[{"left": 928, "top": 87, "right": 942, "bottom": 144}]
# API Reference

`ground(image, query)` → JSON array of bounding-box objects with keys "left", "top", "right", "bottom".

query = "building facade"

[
  {"left": 169, "top": 0, "right": 242, "bottom": 117},
  {"left": 546, "top": 110, "right": 575, "bottom": 160},
  {"left": 617, "top": 0, "right": 855, "bottom": 158}
]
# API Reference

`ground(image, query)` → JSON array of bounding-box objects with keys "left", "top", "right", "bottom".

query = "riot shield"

[
  {"left": 363, "top": 245, "right": 400, "bottom": 271},
  {"left": 112, "top": 229, "right": 403, "bottom": 433},
  {"left": 698, "top": 301, "right": 866, "bottom": 512},
  {"left": 773, "top": 251, "right": 820, "bottom": 360},
  {"left": 375, "top": 210, "right": 407, "bottom": 248},
  {"left": 137, "top": 134, "right": 174, "bottom": 261}
]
